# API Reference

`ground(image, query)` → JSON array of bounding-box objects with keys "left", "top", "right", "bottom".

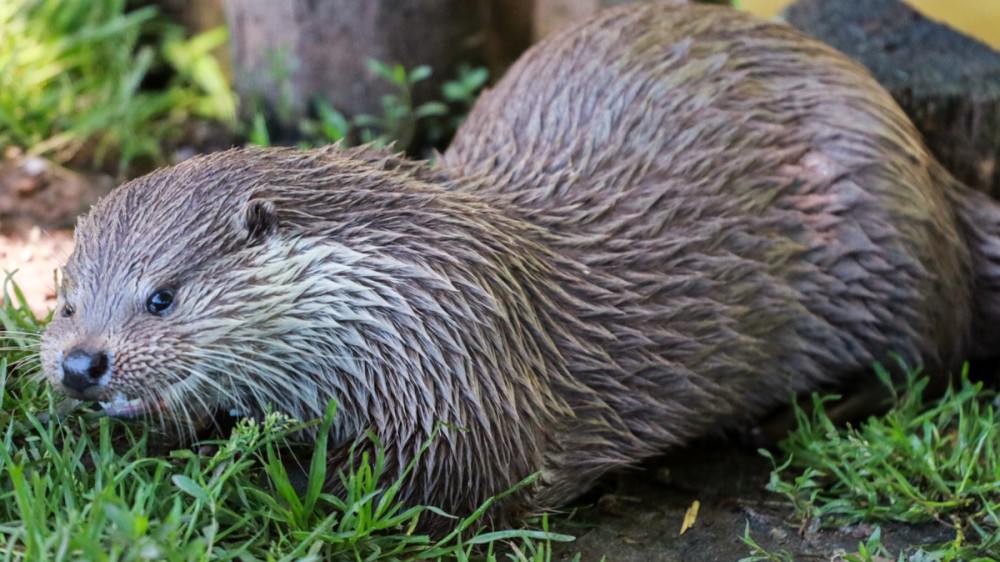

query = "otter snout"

[{"left": 61, "top": 348, "right": 111, "bottom": 395}]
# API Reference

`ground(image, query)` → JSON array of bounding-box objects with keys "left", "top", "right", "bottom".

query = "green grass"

[
  {"left": 0, "top": 0, "right": 234, "bottom": 176},
  {"left": 740, "top": 523, "right": 893, "bottom": 562},
  {"left": 0, "top": 278, "right": 573, "bottom": 560},
  {"left": 749, "top": 363, "right": 1000, "bottom": 560}
]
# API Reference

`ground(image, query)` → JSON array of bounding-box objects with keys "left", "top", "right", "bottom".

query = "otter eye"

[
  {"left": 61, "top": 304, "right": 75, "bottom": 318},
  {"left": 146, "top": 289, "right": 175, "bottom": 316}
]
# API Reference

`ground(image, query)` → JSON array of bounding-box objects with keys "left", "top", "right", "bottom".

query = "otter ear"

[{"left": 244, "top": 199, "right": 278, "bottom": 244}]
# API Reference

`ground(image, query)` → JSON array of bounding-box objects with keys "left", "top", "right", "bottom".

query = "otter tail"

[{"left": 947, "top": 177, "right": 1000, "bottom": 358}]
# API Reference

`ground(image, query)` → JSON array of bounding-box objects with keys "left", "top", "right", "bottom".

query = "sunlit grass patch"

[
  {"left": 753, "top": 363, "right": 1000, "bottom": 560},
  {"left": 0, "top": 0, "right": 233, "bottom": 175}
]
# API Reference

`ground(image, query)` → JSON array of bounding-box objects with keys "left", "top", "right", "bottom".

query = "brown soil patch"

[{"left": 0, "top": 228, "right": 73, "bottom": 316}]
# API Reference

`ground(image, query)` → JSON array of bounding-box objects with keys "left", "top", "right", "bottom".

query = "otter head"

[{"left": 40, "top": 149, "right": 287, "bottom": 429}]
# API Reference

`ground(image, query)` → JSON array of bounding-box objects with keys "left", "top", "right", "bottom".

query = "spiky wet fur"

[{"left": 40, "top": 4, "right": 1000, "bottom": 529}]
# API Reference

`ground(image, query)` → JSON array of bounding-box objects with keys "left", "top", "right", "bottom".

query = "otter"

[{"left": 38, "top": 3, "right": 1000, "bottom": 529}]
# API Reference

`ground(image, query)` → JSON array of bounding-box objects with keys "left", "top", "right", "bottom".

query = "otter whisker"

[
  {"left": 0, "top": 345, "right": 42, "bottom": 353},
  {"left": 197, "top": 345, "right": 335, "bottom": 404},
  {"left": 0, "top": 331, "right": 43, "bottom": 340},
  {"left": 2, "top": 353, "right": 42, "bottom": 374},
  {"left": 171, "top": 361, "right": 227, "bottom": 412},
  {"left": 157, "top": 367, "right": 210, "bottom": 444},
  {"left": 169, "top": 354, "right": 316, "bottom": 434}
]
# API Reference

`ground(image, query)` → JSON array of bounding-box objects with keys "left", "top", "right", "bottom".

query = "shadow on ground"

[{"left": 548, "top": 441, "right": 956, "bottom": 561}]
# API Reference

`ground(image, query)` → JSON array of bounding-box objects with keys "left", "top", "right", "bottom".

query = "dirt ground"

[
  {"left": 548, "top": 441, "right": 958, "bottom": 561},
  {"left": 0, "top": 227, "right": 73, "bottom": 315},
  {"left": 1, "top": 151, "right": 104, "bottom": 315}
]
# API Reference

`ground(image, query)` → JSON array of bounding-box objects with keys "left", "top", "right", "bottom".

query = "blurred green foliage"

[
  {"left": 248, "top": 59, "right": 488, "bottom": 155},
  {"left": 0, "top": 0, "right": 234, "bottom": 176}
]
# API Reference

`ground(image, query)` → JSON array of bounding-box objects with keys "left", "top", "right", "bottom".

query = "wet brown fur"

[{"left": 40, "top": 4, "right": 1000, "bottom": 529}]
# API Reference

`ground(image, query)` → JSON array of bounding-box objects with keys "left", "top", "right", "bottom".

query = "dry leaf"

[{"left": 679, "top": 500, "right": 700, "bottom": 535}]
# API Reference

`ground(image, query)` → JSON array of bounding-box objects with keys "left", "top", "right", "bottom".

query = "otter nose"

[{"left": 62, "top": 348, "right": 110, "bottom": 392}]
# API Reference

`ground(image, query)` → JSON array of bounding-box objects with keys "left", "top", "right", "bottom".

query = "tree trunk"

[
  {"left": 225, "top": 0, "right": 489, "bottom": 123},
  {"left": 786, "top": 0, "right": 1000, "bottom": 197}
]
